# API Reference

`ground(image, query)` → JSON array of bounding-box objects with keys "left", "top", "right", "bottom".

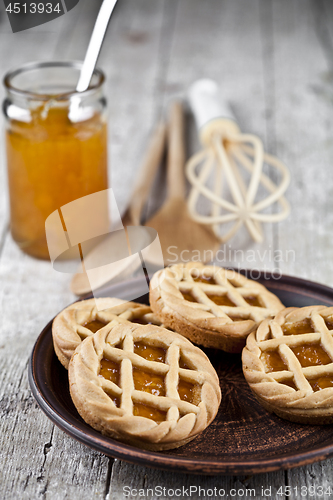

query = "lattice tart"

[
  {"left": 52, "top": 298, "right": 164, "bottom": 369},
  {"left": 150, "top": 262, "right": 285, "bottom": 352},
  {"left": 242, "top": 306, "right": 333, "bottom": 424},
  {"left": 68, "top": 322, "right": 221, "bottom": 450}
]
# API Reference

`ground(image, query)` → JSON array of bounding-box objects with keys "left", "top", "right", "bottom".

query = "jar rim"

[{"left": 3, "top": 61, "right": 105, "bottom": 101}]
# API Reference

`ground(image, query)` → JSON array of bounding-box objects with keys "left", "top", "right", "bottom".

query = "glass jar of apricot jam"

[{"left": 3, "top": 61, "right": 109, "bottom": 259}]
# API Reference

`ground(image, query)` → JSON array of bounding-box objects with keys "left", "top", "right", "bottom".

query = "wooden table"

[{"left": 1, "top": 0, "right": 333, "bottom": 498}]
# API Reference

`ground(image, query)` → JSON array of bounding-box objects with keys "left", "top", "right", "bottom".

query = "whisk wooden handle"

[
  {"left": 188, "top": 79, "right": 239, "bottom": 145},
  {"left": 167, "top": 101, "right": 186, "bottom": 199},
  {"left": 189, "top": 79, "right": 235, "bottom": 127}
]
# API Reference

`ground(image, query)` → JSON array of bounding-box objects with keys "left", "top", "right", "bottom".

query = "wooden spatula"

[
  {"left": 71, "top": 120, "right": 167, "bottom": 296},
  {"left": 145, "top": 101, "right": 220, "bottom": 265}
]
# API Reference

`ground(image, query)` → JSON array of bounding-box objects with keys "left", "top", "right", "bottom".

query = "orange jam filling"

[
  {"left": 324, "top": 318, "right": 333, "bottom": 330},
  {"left": 290, "top": 344, "right": 331, "bottom": 367},
  {"left": 181, "top": 292, "right": 197, "bottom": 303},
  {"left": 133, "top": 403, "right": 166, "bottom": 422},
  {"left": 208, "top": 294, "right": 235, "bottom": 307},
  {"left": 193, "top": 275, "right": 216, "bottom": 284},
  {"left": 178, "top": 379, "right": 197, "bottom": 404},
  {"left": 133, "top": 368, "right": 165, "bottom": 396},
  {"left": 282, "top": 318, "right": 314, "bottom": 335},
  {"left": 281, "top": 379, "right": 297, "bottom": 390},
  {"left": 99, "top": 358, "right": 120, "bottom": 385},
  {"left": 179, "top": 356, "right": 191, "bottom": 369},
  {"left": 104, "top": 390, "right": 120, "bottom": 407},
  {"left": 83, "top": 319, "right": 107, "bottom": 333},
  {"left": 244, "top": 295, "right": 262, "bottom": 307},
  {"left": 310, "top": 376, "right": 333, "bottom": 392},
  {"left": 133, "top": 342, "right": 166, "bottom": 363},
  {"left": 261, "top": 350, "right": 288, "bottom": 372},
  {"left": 131, "top": 317, "right": 153, "bottom": 325},
  {"left": 7, "top": 106, "right": 108, "bottom": 259}
]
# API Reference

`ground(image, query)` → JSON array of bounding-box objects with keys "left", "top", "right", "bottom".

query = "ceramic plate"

[{"left": 29, "top": 271, "right": 333, "bottom": 475}]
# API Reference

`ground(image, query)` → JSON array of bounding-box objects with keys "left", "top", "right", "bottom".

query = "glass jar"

[{"left": 3, "top": 61, "right": 109, "bottom": 259}]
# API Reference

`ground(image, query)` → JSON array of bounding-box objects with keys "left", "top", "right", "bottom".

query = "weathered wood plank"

[
  {"left": 271, "top": 0, "right": 333, "bottom": 286},
  {"left": 159, "top": 0, "right": 277, "bottom": 270},
  {"left": 99, "top": 0, "right": 174, "bottom": 215},
  {"left": 0, "top": 4, "right": 68, "bottom": 246},
  {"left": 0, "top": 343, "right": 111, "bottom": 500},
  {"left": 0, "top": 236, "right": 112, "bottom": 500},
  {"left": 265, "top": 0, "right": 333, "bottom": 496},
  {"left": 1, "top": 0, "right": 333, "bottom": 498},
  {"left": 0, "top": 4, "right": 112, "bottom": 498},
  {"left": 109, "top": 0, "right": 333, "bottom": 496},
  {"left": 107, "top": 0, "right": 287, "bottom": 496},
  {"left": 109, "top": 460, "right": 287, "bottom": 500}
]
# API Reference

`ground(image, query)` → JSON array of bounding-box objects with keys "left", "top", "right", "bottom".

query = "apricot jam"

[
  {"left": 132, "top": 318, "right": 151, "bottom": 325},
  {"left": 179, "top": 356, "right": 191, "bottom": 369},
  {"left": 281, "top": 379, "right": 298, "bottom": 390},
  {"left": 181, "top": 292, "right": 197, "bottom": 303},
  {"left": 133, "top": 403, "right": 166, "bottom": 422},
  {"left": 244, "top": 296, "right": 262, "bottom": 307},
  {"left": 6, "top": 105, "right": 108, "bottom": 259},
  {"left": 261, "top": 350, "right": 288, "bottom": 372},
  {"left": 133, "top": 342, "right": 166, "bottom": 363},
  {"left": 324, "top": 318, "right": 333, "bottom": 330},
  {"left": 282, "top": 318, "right": 314, "bottom": 335},
  {"left": 193, "top": 275, "right": 216, "bottom": 284},
  {"left": 310, "top": 376, "right": 333, "bottom": 392},
  {"left": 133, "top": 368, "right": 165, "bottom": 396},
  {"left": 208, "top": 294, "right": 235, "bottom": 307},
  {"left": 104, "top": 389, "right": 120, "bottom": 408},
  {"left": 83, "top": 319, "right": 107, "bottom": 333},
  {"left": 99, "top": 358, "right": 120, "bottom": 385},
  {"left": 178, "top": 379, "right": 197, "bottom": 404},
  {"left": 290, "top": 343, "right": 331, "bottom": 367}
]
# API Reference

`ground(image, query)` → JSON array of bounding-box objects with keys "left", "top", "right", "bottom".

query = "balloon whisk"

[{"left": 186, "top": 80, "right": 290, "bottom": 243}]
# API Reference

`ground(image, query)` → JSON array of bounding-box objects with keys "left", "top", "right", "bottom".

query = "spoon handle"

[
  {"left": 76, "top": 0, "right": 118, "bottom": 92},
  {"left": 167, "top": 101, "right": 186, "bottom": 199}
]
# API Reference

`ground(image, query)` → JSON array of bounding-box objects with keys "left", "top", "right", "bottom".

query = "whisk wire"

[{"left": 186, "top": 129, "right": 290, "bottom": 241}]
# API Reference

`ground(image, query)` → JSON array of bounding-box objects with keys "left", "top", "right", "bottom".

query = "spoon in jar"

[{"left": 69, "top": 0, "right": 118, "bottom": 121}]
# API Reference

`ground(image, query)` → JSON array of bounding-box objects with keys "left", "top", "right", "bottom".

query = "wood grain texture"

[
  {"left": 110, "top": 460, "right": 286, "bottom": 500},
  {"left": 1, "top": 0, "right": 333, "bottom": 498}
]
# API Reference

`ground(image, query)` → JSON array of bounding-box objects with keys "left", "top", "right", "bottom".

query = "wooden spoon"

[
  {"left": 145, "top": 101, "right": 220, "bottom": 265},
  {"left": 71, "top": 120, "right": 167, "bottom": 296}
]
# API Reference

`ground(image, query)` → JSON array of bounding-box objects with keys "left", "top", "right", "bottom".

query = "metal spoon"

[
  {"left": 76, "top": 0, "right": 118, "bottom": 92},
  {"left": 69, "top": 0, "right": 118, "bottom": 121}
]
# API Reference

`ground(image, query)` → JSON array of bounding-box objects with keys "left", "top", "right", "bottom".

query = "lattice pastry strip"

[
  {"left": 242, "top": 306, "right": 333, "bottom": 423},
  {"left": 52, "top": 297, "right": 165, "bottom": 369},
  {"left": 69, "top": 322, "right": 221, "bottom": 450},
  {"left": 150, "top": 262, "right": 285, "bottom": 352}
]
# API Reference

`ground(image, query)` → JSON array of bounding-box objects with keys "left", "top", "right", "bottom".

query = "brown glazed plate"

[{"left": 29, "top": 271, "right": 333, "bottom": 475}]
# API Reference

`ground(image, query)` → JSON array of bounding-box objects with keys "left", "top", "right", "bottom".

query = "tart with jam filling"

[
  {"left": 150, "top": 262, "right": 285, "bottom": 352},
  {"left": 68, "top": 322, "right": 221, "bottom": 450},
  {"left": 52, "top": 298, "right": 164, "bottom": 369},
  {"left": 242, "top": 306, "right": 333, "bottom": 424}
]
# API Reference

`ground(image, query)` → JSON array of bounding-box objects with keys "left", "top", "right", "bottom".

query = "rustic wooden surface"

[{"left": 1, "top": 0, "right": 333, "bottom": 498}]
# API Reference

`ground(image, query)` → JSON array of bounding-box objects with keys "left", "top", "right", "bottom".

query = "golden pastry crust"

[
  {"left": 242, "top": 306, "right": 333, "bottom": 424},
  {"left": 52, "top": 298, "right": 163, "bottom": 369},
  {"left": 68, "top": 322, "right": 221, "bottom": 450},
  {"left": 150, "top": 262, "right": 285, "bottom": 352}
]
